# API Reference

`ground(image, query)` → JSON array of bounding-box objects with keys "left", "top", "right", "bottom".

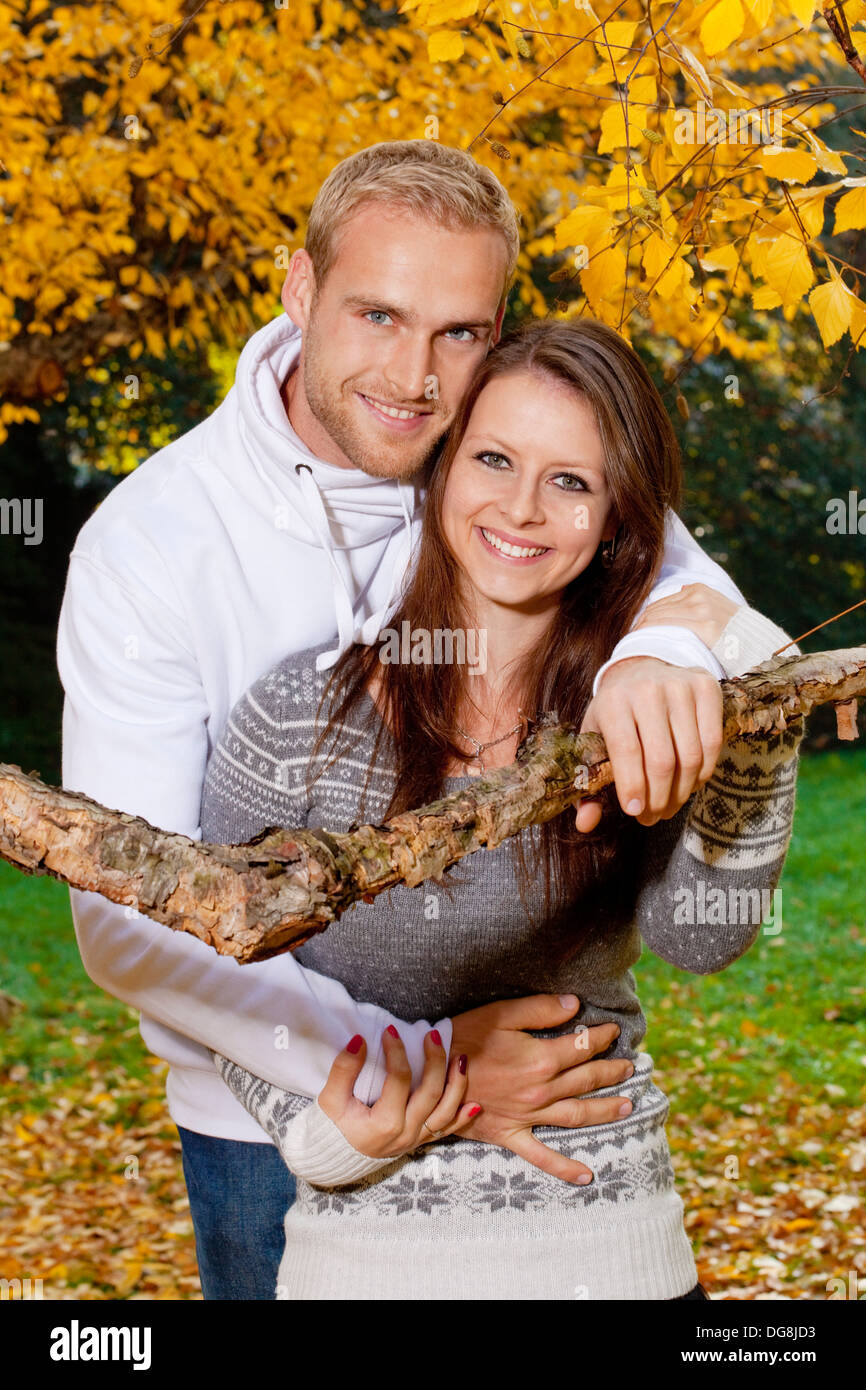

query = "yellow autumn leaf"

[
  {"left": 643, "top": 232, "right": 678, "bottom": 281},
  {"left": 580, "top": 244, "right": 626, "bottom": 310},
  {"left": 594, "top": 20, "right": 636, "bottom": 65},
  {"left": 788, "top": 0, "right": 815, "bottom": 25},
  {"left": 815, "top": 147, "right": 848, "bottom": 176},
  {"left": 700, "top": 0, "right": 745, "bottom": 57},
  {"left": 849, "top": 297, "right": 866, "bottom": 349},
  {"left": 762, "top": 234, "right": 813, "bottom": 304},
  {"left": 554, "top": 204, "right": 612, "bottom": 254},
  {"left": 698, "top": 242, "right": 740, "bottom": 273},
  {"left": 760, "top": 147, "right": 818, "bottom": 184},
  {"left": 427, "top": 30, "right": 464, "bottom": 62},
  {"left": 753, "top": 286, "right": 783, "bottom": 310},
  {"left": 809, "top": 276, "right": 854, "bottom": 348},
  {"left": 745, "top": 0, "right": 772, "bottom": 22},
  {"left": 597, "top": 103, "right": 630, "bottom": 153},
  {"left": 833, "top": 184, "right": 866, "bottom": 235}
]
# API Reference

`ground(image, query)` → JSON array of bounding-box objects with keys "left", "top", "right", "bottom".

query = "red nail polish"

[
  {"left": 430, "top": 1028, "right": 442, "bottom": 1047},
  {"left": 467, "top": 1104, "right": 481, "bottom": 1118},
  {"left": 458, "top": 1054, "right": 468, "bottom": 1075},
  {"left": 386, "top": 1024, "right": 400, "bottom": 1039},
  {"left": 346, "top": 1034, "right": 364, "bottom": 1054}
]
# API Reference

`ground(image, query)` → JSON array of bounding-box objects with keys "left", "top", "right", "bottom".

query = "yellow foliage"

[
  {"left": 833, "top": 184, "right": 866, "bottom": 236},
  {"left": 809, "top": 274, "right": 854, "bottom": 349},
  {"left": 2, "top": 0, "right": 865, "bottom": 426},
  {"left": 700, "top": 0, "right": 745, "bottom": 57}
]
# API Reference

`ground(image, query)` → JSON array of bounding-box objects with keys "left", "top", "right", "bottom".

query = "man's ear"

[{"left": 281, "top": 250, "right": 316, "bottom": 329}]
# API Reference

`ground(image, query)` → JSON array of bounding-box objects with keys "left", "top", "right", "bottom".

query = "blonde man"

[{"left": 59, "top": 140, "right": 748, "bottom": 1299}]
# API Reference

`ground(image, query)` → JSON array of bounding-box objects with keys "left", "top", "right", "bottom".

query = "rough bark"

[{"left": 0, "top": 647, "right": 863, "bottom": 963}]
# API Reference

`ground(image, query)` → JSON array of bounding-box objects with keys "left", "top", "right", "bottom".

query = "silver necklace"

[{"left": 454, "top": 710, "right": 533, "bottom": 774}]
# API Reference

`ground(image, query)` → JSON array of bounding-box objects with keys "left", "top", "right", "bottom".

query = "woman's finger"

[
  {"left": 402, "top": 1029, "right": 451, "bottom": 1134},
  {"left": 317, "top": 1034, "right": 367, "bottom": 1121},
  {"left": 370, "top": 1025, "right": 414, "bottom": 1136},
  {"left": 411, "top": 1048, "right": 470, "bottom": 1137}
]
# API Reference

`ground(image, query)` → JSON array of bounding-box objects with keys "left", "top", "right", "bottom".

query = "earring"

[{"left": 601, "top": 534, "right": 618, "bottom": 568}]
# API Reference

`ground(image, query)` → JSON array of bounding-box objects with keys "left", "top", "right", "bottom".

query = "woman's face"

[{"left": 441, "top": 369, "right": 616, "bottom": 614}]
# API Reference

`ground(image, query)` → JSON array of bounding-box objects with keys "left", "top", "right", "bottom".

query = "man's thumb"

[{"left": 496, "top": 993, "right": 581, "bottom": 1031}]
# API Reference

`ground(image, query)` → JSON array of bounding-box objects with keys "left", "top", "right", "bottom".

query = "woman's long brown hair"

[{"left": 310, "top": 316, "right": 683, "bottom": 934}]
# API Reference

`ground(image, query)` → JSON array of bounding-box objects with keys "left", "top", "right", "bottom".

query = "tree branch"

[
  {"left": 822, "top": 2, "right": 866, "bottom": 85},
  {"left": 1, "top": 648, "right": 864, "bottom": 963}
]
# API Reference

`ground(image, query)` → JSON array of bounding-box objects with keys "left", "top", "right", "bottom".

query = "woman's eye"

[
  {"left": 474, "top": 451, "right": 510, "bottom": 468},
  {"left": 554, "top": 473, "right": 588, "bottom": 492},
  {"left": 364, "top": 310, "right": 392, "bottom": 326}
]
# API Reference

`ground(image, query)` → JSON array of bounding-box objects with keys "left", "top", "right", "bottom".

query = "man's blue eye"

[
  {"left": 448, "top": 328, "right": 477, "bottom": 341},
  {"left": 365, "top": 311, "right": 391, "bottom": 325}
]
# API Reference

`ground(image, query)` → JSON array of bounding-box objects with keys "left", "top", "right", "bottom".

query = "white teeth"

[
  {"left": 481, "top": 528, "right": 548, "bottom": 558},
  {"left": 363, "top": 395, "right": 420, "bottom": 420}
]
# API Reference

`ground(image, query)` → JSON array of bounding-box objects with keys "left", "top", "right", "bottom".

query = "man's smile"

[{"left": 357, "top": 392, "right": 433, "bottom": 433}]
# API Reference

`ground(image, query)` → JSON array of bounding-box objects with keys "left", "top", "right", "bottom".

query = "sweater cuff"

[
  {"left": 711, "top": 607, "right": 800, "bottom": 679},
  {"left": 277, "top": 1100, "right": 398, "bottom": 1188}
]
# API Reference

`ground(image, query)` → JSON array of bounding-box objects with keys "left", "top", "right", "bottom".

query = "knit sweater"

[{"left": 199, "top": 607, "right": 802, "bottom": 1300}]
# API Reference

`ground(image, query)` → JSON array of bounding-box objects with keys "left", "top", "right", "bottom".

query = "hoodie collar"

[{"left": 230, "top": 311, "right": 422, "bottom": 671}]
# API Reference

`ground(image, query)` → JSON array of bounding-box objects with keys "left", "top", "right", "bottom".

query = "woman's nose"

[{"left": 499, "top": 480, "right": 545, "bottom": 528}]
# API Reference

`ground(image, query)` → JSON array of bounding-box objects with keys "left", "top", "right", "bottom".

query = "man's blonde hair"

[{"left": 305, "top": 140, "right": 521, "bottom": 305}]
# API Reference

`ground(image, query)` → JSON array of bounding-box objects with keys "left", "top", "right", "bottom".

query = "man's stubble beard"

[{"left": 301, "top": 315, "right": 451, "bottom": 482}]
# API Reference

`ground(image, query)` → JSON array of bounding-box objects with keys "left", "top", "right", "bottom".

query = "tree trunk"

[{"left": 1, "top": 647, "right": 864, "bottom": 964}]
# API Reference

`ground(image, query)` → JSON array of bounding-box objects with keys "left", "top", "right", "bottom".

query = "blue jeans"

[{"left": 178, "top": 1126, "right": 296, "bottom": 1300}]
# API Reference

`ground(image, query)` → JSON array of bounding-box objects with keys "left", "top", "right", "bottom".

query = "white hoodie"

[{"left": 57, "top": 311, "right": 746, "bottom": 1142}]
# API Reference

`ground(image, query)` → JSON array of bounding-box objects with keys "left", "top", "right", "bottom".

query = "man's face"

[{"left": 282, "top": 203, "right": 509, "bottom": 480}]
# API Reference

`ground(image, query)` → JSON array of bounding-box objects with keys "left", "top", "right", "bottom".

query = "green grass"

[
  {"left": 0, "top": 863, "right": 149, "bottom": 1093},
  {"left": 639, "top": 747, "right": 866, "bottom": 1107},
  {"left": 2, "top": 748, "right": 865, "bottom": 1109}
]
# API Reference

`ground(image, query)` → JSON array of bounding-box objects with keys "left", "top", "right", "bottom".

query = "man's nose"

[{"left": 381, "top": 337, "right": 438, "bottom": 405}]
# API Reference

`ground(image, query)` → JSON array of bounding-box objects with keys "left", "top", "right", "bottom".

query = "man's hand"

[
  {"left": 633, "top": 582, "right": 740, "bottom": 649},
  {"left": 576, "top": 658, "right": 723, "bottom": 832},
  {"left": 449, "top": 993, "right": 634, "bottom": 1185}
]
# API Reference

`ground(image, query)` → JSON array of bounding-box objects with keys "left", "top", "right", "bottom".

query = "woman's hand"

[
  {"left": 317, "top": 1026, "right": 481, "bottom": 1160},
  {"left": 634, "top": 582, "right": 741, "bottom": 649}
]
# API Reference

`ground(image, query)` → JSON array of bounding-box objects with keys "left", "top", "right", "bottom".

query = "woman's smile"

[{"left": 476, "top": 524, "right": 552, "bottom": 563}]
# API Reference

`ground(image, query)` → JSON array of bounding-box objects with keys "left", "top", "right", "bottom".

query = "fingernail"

[
  {"left": 386, "top": 1024, "right": 400, "bottom": 1039},
  {"left": 430, "top": 1028, "right": 442, "bottom": 1047},
  {"left": 467, "top": 1104, "right": 481, "bottom": 1117},
  {"left": 559, "top": 994, "right": 577, "bottom": 1009},
  {"left": 626, "top": 799, "right": 643, "bottom": 816},
  {"left": 626, "top": 1064, "right": 634, "bottom": 1077},
  {"left": 458, "top": 1054, "right": 468, "bottom": 1075},
  {"left": 618, "top": 1101, "right": 632, "bottom": 1116},
  {"left": 346, "top": 1034, "right": 364, "bottom": 1054},
  {"left": 577, "top": 1173, "right": 593, "bottom": 1185}
]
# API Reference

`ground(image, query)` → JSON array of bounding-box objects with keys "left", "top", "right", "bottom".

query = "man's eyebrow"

[{"left": 341, "top": 293, "right": 495, "bottom": 332}]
